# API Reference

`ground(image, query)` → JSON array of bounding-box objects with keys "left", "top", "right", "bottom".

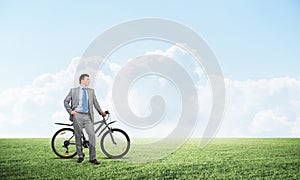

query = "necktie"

[{"left": 82, "top": 88, "right": 88, "bottom": 112}]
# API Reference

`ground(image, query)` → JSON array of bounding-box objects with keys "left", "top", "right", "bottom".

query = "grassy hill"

[{"left": 0, "top": 138, "right": 299, "bottom": 179}]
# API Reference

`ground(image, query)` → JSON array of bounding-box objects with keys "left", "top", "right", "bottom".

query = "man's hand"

[
  {"left": 102, "top": 112, "right": 107, "bottom": 117},
  {"left": 70, "top": 110, "right": 77, "bottom": 115}
]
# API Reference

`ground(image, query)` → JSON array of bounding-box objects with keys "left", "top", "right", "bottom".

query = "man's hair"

[{"left": 79, "top": 74, "right": 89, "bottom": 84}]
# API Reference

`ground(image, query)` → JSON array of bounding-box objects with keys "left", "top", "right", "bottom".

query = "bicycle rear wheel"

[
  {"left": 51, "top": 128, "right": 77, "bottom": 158},
  {"left": 100, "top": 128, "right": 130, "bottom": 159}
]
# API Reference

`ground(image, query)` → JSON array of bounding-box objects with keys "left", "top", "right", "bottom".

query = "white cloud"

[
  {"left": 1, "top": 46, "right": 300, "bottom": 139},
  {"left": 248, "top": 109, "right": 300, "bottom": 137},
  {"left": 51, "top": 111, "right": 69, "bottom": 123},
  {"left": 0, "top": 113, "right": 6, "bottom": 123},
  {"left": 217, "top": 77, "right": 300, "bottom": 137},
  {"left": 250, "top": 110, "right": 290, "bottom": 135},
  {"left": 292, "top": 118, "right": 300, "bottom": 135},
  {"left": 158, "top": 77, "right": 166, "bottom": 87},
  {"left": 0, "top": 57, "right": 80, "bottom": 137},
  {"left": 109, "top": 63, "right": 121, "bottom": 73}
]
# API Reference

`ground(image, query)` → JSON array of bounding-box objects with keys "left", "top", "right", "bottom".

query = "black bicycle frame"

[
  {"left": 93, "top": 116, "right": 117, "bottom": 144},
  {"left": 55, "top": 115, "right": 117, "bottom": 144}
]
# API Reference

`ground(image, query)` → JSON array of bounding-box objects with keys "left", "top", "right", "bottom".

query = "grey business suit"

[
  {"left": 64, "top": 87, "right": 104, "bottom": 122},
  {"left": 64, "top": 87, "right": 104, "bottom": 160}
]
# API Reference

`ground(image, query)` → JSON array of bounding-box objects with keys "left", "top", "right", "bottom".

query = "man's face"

[{"left": 81, "top": 76, "right": 90, "bottom": 87}]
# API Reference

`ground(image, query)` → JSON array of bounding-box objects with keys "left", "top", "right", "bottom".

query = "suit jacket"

[{"left": 64, "top": 87, "right": 103, "bottom": 122}]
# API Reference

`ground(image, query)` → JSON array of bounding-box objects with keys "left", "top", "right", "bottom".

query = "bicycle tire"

[
  {"left": 100, "top": 128, "right": 130, "bottom": 159},
  {"left": 51, "top": 128, "right": 77, "bottom": 158}
]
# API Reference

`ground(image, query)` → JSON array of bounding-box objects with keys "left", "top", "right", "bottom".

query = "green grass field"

[{"left": 0, "top": 138, "right": 299, "bottom": 179}]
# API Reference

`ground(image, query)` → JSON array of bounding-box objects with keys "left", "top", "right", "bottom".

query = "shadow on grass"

[
  {"left": 49, "top": 156, "right": 130, "bottom": 162},
  {"left": 99, "top": 157, "right": 130, "bottom": 160}
]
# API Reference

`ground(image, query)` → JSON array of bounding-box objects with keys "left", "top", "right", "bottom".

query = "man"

[{"left": 64, "top": 74, "right": 106, "bottom": 165}]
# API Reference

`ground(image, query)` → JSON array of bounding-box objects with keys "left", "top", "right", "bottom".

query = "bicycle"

[{"left": 51, "top": 110, "right": 130, "bottom": 159}]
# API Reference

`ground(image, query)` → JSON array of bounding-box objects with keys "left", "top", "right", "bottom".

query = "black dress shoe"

[
  {"left": 77, "top": 157, "right": 84, "bottom": 163},
  {"left": 89, "top": 159, "right": 100, "bottom": 165}
]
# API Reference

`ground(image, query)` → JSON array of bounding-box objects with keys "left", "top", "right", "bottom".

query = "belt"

[{"left": 77, "top": 112, "right": 89, "bottom": 114}]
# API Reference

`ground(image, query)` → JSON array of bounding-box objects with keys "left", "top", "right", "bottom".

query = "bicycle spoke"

[
  {"left": 101, "top": 129, "right": 130, "bottom": 158},
  {"left": 51, "top": 128, "right": 77, "bottom": 158}
]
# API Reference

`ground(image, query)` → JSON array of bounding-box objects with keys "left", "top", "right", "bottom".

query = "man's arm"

[
  {"left": 92, "top": 89, "right": 106, "bottom": 117},
  {"left": 64, "top": 89, "right": 72, "bottom": 114}
]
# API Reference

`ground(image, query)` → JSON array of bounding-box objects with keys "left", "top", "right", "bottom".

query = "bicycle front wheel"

[
  {"left": 51, "top": 128, "right": 77, "bottom": 158},
  {"left": 100, "top": 128, "right": 130, "bottom": 159}
]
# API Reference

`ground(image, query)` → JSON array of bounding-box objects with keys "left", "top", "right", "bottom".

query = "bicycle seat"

[{"left": 55, "top": 123, "right": 73, "bottom": 126}]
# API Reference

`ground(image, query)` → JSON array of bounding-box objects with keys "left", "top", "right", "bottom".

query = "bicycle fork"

[
  {"left": 108, "top": 129, "right": 117, "bottom": 145},
  {"left": 95, "top": 119, "right": 117, "bottom": 145},
  {"left": 104, "top": 121, "right": 117, "bottom": 145}
]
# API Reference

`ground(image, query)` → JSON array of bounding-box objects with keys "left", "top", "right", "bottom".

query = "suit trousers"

[{"left": 73, "top": 113, "right": 96, "bottom": 160}]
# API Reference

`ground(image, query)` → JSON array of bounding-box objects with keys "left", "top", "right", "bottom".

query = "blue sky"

[
  {"left": 0, "top": 1, "right": 300, "bottom": 138},
  {"left": 1, "top": 0, "right": 300, "bottom": 88}
]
